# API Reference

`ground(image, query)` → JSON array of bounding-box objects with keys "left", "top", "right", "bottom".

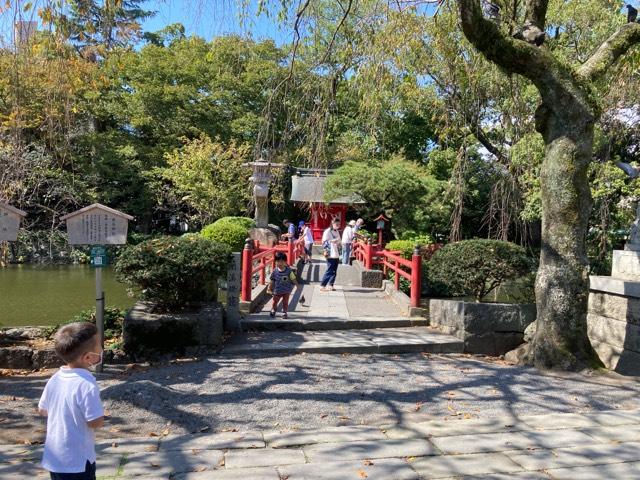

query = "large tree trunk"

[
  {"left": 456, "top": 0, "right": 640, "bottom": 370},
  {"left": 526, "top": 105, "right": 602, "bottom": 369}
]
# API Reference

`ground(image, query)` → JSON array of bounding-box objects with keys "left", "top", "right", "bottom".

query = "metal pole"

[{"left": 95, "top": 267, "right": 104, "bottom": 373}]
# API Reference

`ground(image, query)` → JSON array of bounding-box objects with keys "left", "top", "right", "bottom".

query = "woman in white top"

[
  {"left": 320, "top": 218, "right": 341, "bottom": 291},
  {"left": 300, "top": 220, "right": 314, "bottom": 264}
]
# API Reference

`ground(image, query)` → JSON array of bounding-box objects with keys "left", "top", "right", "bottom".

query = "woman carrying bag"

[{"left": 320, "top": 218, "right": 341, "bottom": 291}]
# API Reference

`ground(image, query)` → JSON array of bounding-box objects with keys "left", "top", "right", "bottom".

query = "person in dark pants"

[{"left": 320, "top": 218, "right": 341, "bottom": 291}]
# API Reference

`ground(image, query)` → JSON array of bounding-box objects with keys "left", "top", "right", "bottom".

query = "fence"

[
  {"left": 353, "top": 239, "right": 436, "bottom": 308},
  {"left": 241, "top": 238, "right": 304, "bottom": 302}
]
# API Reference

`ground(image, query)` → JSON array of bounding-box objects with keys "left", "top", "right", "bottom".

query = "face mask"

[{"left": 88, "top": 351, "right": 103, "bottom": 367}]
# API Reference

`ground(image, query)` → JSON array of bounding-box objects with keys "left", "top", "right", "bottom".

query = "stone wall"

[
  {"left": 123, "top": 301, "right": 224, "bottom": 358},
  {"left": 430, "top": 299, "right": 536, "bottom": 356},
  {"left": 588, "top": 278, "right": 640, "bottom": 376}
]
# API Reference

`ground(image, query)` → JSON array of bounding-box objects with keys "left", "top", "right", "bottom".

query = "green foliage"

[
  {"left": 213, "top": 217, "right": 256, "bottom": 230},
  {"left": 325, "top": 156, "right": 451, "bottom": 237},
  {"left": 158, "top": 135, "right": 251, "bottom": 226},
  {"left": 427, "top": 240, "right": 533, "bottom": 302},
  {"left": 385, "top": 240, "right": 419, "bottom": 260},
  {"left": 115, "top": 235, "right": 231, "bottom": 309},
  {"left": 43, "top": 307, "right": 126, "bottom": 341},
  {"left": 200, "top": 220, "right": 250, "bottom": 252}
]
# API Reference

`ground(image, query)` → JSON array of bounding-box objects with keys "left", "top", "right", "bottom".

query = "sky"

[{"left": 143, "top": 0, "right": 291, "bottom": 43}]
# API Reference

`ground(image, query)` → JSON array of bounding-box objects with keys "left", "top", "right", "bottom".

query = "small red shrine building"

[{"left": 290, "top": 168, "right": 361, "bottom": 242}]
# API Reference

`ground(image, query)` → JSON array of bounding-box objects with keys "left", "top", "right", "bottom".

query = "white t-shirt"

[
  {"left": 342, "top": 226, "right": 355, "bottom": 245},
  {"left": 39, "top": 367, "right": 104, "bottom": 473},
  {"left": 322, "top": 228, "right": 341, "bottom": 258},
  {"left": 303, "top": 226, "right": 314, "bottom": 245}
]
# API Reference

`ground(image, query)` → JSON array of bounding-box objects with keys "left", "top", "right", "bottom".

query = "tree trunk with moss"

[{"left": 457, "top": 0, "right": 640, "bottom": 369}]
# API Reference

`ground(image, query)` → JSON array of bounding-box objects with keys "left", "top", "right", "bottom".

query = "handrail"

[
  {"left": 241, "top": 238, "right": 303, "bottom": 303},
  {"left": 353, "top": 239, "right": 432, "bottom": 308}
]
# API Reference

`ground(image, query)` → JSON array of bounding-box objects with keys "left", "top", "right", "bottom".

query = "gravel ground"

[{"left": 1, "top": 353, "right": 639, "bottom": 444}]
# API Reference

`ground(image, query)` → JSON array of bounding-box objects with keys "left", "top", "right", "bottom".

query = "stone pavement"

[
  {"left": 4, "top": 408, "right": 640, "bottom": 479},
  {"left": 226, "top": 259, "right": 462, "bottom": 354}
]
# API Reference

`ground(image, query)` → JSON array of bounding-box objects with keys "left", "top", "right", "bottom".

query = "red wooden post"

[
  {"left": 287, "top": 238, "right": 295, "bottom": 266},
  {"left": 366, "top": 238, "right": 373, "bottom": 269},
  {"left": 394, "top": 258, "right": 400, "bottom": 291},
  {"left": 241, "top": 238, "right": 253, "bottom": 302},
  {"left": 259, "top": 257, "right": 266, "bottom": 285},
  {"left": 410, "top": 245, "right": 422, "bottom": 308}
]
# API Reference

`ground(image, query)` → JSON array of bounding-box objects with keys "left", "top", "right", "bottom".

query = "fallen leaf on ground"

[
  {"left": 357, "top": 469, "right": 368, "bottom": 478},
  {"left": 199, "top": 426, "right": 210, "bottom": 432},
  {"left": 363, "top": 459, "right": 374, "bottom": 466}
]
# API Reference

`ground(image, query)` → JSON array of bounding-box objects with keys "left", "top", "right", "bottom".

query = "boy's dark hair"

[
  {"left": 274, "top": 252, "right": 287, "bottom": 262},
  {"left": 283, "top": 219, "right": 290, "bottom": 225},
  {"left": 54, "top": 322, "right": 98, "bottom": 363}
]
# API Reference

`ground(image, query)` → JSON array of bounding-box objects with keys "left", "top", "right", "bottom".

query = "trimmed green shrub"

[
  {"left": 115, "top": 235, "right": 231, "bottom": 309},
  {"left": 426, "top": 239, "right": 533, "bottom": 302},
  {"left": 214, "top": 216, "right": 255, "bottom": 229},
  {"left": 385, "top": 240, "right": 419, "bottom": 260},
  {"left": 200, "top": 222, "right": 248, "bottom": 251}
]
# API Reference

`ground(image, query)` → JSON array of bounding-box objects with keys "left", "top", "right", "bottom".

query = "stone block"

[
  {"left": 588, "top": 291, "right": 640, "bottom": 325},
  {"left": 175, "top": 467, "right": 280, "bottom": 480},
  {"left": 612, "top": 250, "right": 640, "bottom": 281},
  {"left": 590, "top": 276, "right": 640, "bottom": 299},
  {"left": 588, "top": 313, "right": 640, "bottom": 353},
  {"left": 410, "top": 452, "right": 522, "bottom": 479},
  {"left": 0, "top": 346, "right": 33, "bottom": 369},
  {"left": 123, "top": 301, "right": 224, "bottom": 355},
  {"left": 279, "top": 458, "right": 420, "bottom": 480},
  {"left": 264, "top": 425, "right": 386, "bottom": 448},
  {"left": 429, "top": 299, "right": 534, "bottom": 355},
  {"left": 505, "top": 447, "right": 594, "bottom": 471},
  {"left": 352, "top": 260, "right": 383, "bottom": 288},
  {"left": 582, "top": 423, "right": 640, "bottom": 443},
  {"left": 303, "top": 438, "right": 436, "bottom": 463},
  {"left": 96, "top": 436, "right": 160, "bottom": 454},
  {"left": 224, "top": 448, "right": 306, "bottom": 469},
  {"left": 546, "top": 461, "right": 640, "bottom": 480},
  {"left": 384, "top": 416, "right": 523, "bottom": 439},
  {"left": 589, "top": 340, "right": 640, "bottom": 376},
  {"left": 31, "top": 349, "right": 63, "bottom": 369},
  {"left": 160, "top": 432, "right": 264, "bottom": 451}
]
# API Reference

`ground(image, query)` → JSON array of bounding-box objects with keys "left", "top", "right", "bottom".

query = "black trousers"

[{"left": 50, "top": 461, "right": 96, "bottom": 480}]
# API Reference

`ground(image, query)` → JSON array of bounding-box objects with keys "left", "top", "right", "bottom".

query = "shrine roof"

[
  {"left": 290, "top": 174, "right": 362, "bottom": 204},
  {"left": 60, "top": 203, "right": 134, "bottom": 221},
  {"left": 0, "top": 202, "right": 27, "bottom": 217}
]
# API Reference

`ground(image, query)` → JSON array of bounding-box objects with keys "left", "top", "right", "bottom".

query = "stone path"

[
  {"left": 227, "top": 260, "right": 461, "bottom": 354},
  {"left": 4, "top": 408, "right": 640, "bottom": 479}
]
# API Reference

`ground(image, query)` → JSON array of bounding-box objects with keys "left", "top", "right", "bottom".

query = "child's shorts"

[{"left": 50, "top": 461, "right": 96, "bottom": 480}]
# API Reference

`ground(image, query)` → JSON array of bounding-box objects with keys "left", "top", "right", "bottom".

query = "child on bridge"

[{"left": 267, "top": 251, "right": 299, "bottom": 319}]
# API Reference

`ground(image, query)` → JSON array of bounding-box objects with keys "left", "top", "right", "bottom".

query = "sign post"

[
  {"left": 61, "top": 204, "right": 133, "bottom": 372},
  {"left": 0, "top": 202, "right": 27, "bottom": 267},
  {"left": 226, "top": 252, "right": 241, "bottom": 330}
]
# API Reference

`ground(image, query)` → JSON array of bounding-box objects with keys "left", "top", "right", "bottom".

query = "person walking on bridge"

[{"left": 320, "top": 218, "right": 341, "bottom": 291}]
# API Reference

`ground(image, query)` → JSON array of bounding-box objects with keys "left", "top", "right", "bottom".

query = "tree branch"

[
  {"left": 457, "top": 0, "right": 549, "bottom": 81},
  {"left": 473, "top": 125, "right": 506, "bottom": 161},
  {"left": 578, "top": 23, "right": 640, "bottom": 82},
  {"left": 524, "top": 0, "right": 549, "bottom": 30}
]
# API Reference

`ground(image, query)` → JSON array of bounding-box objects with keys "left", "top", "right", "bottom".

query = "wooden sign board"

[
  {"left": 61, "top": 203, "right": 133, "bottom": 245},
  {"left": 0, "top": 202, "right": 26, "bottom": 242}
]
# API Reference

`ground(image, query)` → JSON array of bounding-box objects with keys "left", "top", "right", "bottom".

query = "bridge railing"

[
  {"left": 241, "top": 238, "right": 304, "bottom": 302},
  {"left": 353, "top": 239, "right": 423, "bottom": 308}
]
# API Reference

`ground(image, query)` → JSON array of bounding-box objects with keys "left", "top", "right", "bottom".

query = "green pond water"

[{"left": 0, "top": 265, "right": 134, "bottom": 327}]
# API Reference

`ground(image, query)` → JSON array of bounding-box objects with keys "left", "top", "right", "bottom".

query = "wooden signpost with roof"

[
  {"left": 0, "top": 201, "right": 27, "bottom": 266},
  {"left": 61, "top": 203, "right": 133, "bottom": 372}
]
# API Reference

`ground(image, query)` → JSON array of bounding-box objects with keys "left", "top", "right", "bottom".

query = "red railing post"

[
  {"left": 410, "top": 245, "right": 422, "bottom": 308},
  {"left": 366, "top": 238, "right": 373, "bottom": 269},
  {"left": 259, "top": 257, "right": 266, "bottom": 285},
  {"left": 241, "top": 238, "right": 254, "bottom": 302},
  {"left": 287, "top": 238, "right": 295, "bottom": 266},
  {"left": 394, "top": 258, "right": 400, "bottom": 291}
]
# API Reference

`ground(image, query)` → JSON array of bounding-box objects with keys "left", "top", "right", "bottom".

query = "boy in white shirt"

[{"left": 38, "top": 322, "right": 105, "bottom": 480}]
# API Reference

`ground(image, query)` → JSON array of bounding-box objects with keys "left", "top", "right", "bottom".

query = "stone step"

[
  {"left": 241, "top": 315, "right": 429, "bottom": 331},
  {"left": 300, "top": 261, "right": 361, "bottom": 286},
  {"left": 221, "top": 327, "right": 463, "bottom": 355}
]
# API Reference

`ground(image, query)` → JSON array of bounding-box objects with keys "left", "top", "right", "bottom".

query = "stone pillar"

[{"left": 226, "top": 252, "right": 241, "bottom": 331}]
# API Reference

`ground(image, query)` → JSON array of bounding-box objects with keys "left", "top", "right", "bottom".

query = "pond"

[{"left": 0, "top": 265, "right": 134, "bottom": 327}]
